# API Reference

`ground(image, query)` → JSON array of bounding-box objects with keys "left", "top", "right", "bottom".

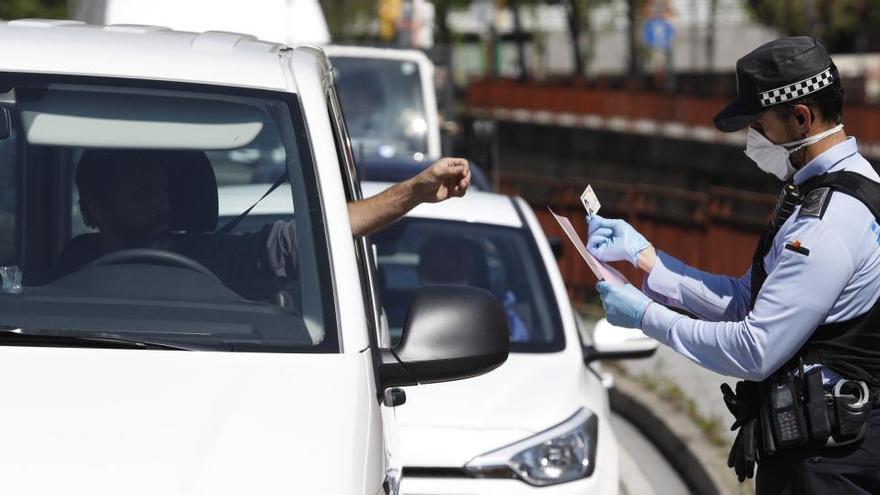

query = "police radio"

[{"left": 767, "top": 372, "right": 809, "bottom": 448}]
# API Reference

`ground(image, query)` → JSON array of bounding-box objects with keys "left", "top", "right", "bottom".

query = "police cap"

[{"left": 714, "top": 36, "right": 839, "bottom": 133}]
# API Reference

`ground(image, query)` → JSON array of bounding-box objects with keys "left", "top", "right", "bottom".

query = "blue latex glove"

[
  {"left": 586, "top": 214, "right": 651, "bottom": 266},
  {"left": 596, "top": 281, "right": 652, "bottom": 328}
]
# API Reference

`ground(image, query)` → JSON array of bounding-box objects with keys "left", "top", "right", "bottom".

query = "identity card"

[{"left": 580, "top": 185, "right": 601, "bottom": 217}]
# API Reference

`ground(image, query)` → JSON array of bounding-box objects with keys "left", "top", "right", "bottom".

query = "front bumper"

[{"left": 399, "top": 471, "right": 618, "bottom": 494}]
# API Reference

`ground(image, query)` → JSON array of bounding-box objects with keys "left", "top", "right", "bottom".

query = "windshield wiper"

[{"left": 0, "top": 328, "right": 196, "bottom": 351}]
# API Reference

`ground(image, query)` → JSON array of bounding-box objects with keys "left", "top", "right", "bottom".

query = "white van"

[
  {"left": 0, "top": 20, "right": 507, "bottom": 494},
  {"left": 325, "top": 45, "right": 442, "bottom": 162},
  {"left": 75, "top": 0, "right": 331, "bottom": 45}
]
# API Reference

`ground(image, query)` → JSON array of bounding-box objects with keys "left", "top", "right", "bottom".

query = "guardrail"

[
  {"left": 500, "top": 172, "right": 775, "bottom": 301},
  {"left": 469, "top": 79, "right": 880, "bottom": 158}
]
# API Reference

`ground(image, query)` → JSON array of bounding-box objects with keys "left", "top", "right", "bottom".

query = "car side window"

[{"left": 0, "top": 126, "right": 15, "bottom": 265}]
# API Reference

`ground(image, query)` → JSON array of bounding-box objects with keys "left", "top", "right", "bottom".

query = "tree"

[
  {"left": 746, "top": 0, "right": 880, "bottom": 53},
  {"left": 0, "top": 0, "right": 68, "bottom": 19},
  {"left": 563, "top": 0, "right": 617, "bottom": 78},
  {"left": 320, "top": 0, "right": 378, "bottom": 41}
]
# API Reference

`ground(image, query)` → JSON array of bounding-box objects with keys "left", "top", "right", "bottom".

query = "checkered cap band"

[{"left": 759, "top": 67, "right": 834, "bottom": 107}]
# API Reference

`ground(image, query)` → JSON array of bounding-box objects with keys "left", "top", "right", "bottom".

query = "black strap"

[
  {"left": 749, "top": 166, "right": 880, "bottom": 308},
  {"left": 750, "top": 182, "right": 801, "bottom": 307},
  {"left": 215, "top": 172, "right": 289, "bottom": 236},
  {"left": 800, "top": 170, "right": 880, "bottom": 222}
]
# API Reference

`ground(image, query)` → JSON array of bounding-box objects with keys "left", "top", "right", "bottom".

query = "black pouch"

[
  {"left": 804, "top": 367, "right": 832, "bottom": 442},
  {"left": 831, "top": 380, "right": 872, "bottom": 444}
]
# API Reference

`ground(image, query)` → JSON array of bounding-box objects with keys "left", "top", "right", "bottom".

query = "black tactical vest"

[{"left": 751, "top": 169, "right": 880, "bottom": 386}]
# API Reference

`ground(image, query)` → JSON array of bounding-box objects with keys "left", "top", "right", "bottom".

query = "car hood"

[
  {"left": 394, "top": 352, "right": 593, "bottom": 467},
  {"left": 0, "top": 346, "right": 375, "bottom": 495}
]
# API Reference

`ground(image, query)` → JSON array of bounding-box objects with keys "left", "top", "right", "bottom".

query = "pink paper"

[{"left": 548, "top": 208, "right": 628, "bottom": 286}]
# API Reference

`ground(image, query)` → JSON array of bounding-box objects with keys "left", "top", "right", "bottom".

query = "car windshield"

[
  {"left": 0, "top": 76, "right": 337, "bottom": 352},
  {"left": 330, "top": 56, "right": 429, "bottom": 162},
  {"left": 371, "top": 218, "right": 565, "bottom": 352}
]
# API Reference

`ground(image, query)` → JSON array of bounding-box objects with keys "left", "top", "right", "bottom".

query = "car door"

[{"left": 326, "top": 55, "right": 403, "bottom": 495}]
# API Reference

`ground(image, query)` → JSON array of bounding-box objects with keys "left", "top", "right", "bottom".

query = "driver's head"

[{"left": 76, "top": 150, "right": 172, "bottom": 247}]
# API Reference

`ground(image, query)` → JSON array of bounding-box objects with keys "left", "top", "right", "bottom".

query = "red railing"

[{"left": 468, "top": 79, "right": 880, "bottom": 142}]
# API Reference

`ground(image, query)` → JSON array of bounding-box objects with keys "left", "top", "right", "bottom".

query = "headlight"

[{"left": 463, "top": 408, "right": 598, "bottom": 486}]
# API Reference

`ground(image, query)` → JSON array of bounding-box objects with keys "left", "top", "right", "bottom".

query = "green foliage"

[
  {"left": 320, "top": 0, "right": 377, "bottom": 41},
  {"left": 746, "top": 0, "right": 880, "bottom": 52},
  {"left": 0, "top": 0, "right": 68, "bottom": 19}
]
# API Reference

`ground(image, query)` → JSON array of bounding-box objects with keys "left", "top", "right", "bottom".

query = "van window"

[
  {"left": 332, "top": 57, "right": 429, "bottom": 162},
  {"left": 0, "top": 77, "right": 337, "bottom": 352}
]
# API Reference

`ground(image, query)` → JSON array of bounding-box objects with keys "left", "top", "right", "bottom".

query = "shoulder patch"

[{"left": 799, "top": 187, "right": 831, "bottom": 219}]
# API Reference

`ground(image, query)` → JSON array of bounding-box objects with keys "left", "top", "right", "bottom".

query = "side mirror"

[
  {"left": 583, "top": 317, "right": 658, "bottom": 363},
  {"left": 380, "top": 285, "right": 509, "bottom": 388},
  {"left": 547, "top": 235, "right": 563, "bottom": 260}
]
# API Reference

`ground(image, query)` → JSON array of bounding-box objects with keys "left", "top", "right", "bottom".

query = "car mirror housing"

[
  {"left": 380, "top": 285, "right": 509, "bottom": 389},
  {"left": 583, "top": 317, "right": 658, "bottom": 363}
]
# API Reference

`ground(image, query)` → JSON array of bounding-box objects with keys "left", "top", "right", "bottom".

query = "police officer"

[{"left": 589, "top": 37, "right": 880, "bottom": 494}]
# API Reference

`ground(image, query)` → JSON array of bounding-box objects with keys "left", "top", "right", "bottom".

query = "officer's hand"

[
  {"left": 596, "top": 281, "right": 652, "bottom": 328},
  {"left": 586, "top": 214, "right": 651, "bottom": 266},
  {"left": 409, "top": 157, "right": 471, "bottom": 204}
]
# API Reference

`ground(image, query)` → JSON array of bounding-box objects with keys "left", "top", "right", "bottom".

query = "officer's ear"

[{"left": 791, "top": 104, "right": 813, "bottom": 134}]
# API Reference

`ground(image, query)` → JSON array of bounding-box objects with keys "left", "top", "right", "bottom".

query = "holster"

[{"left": 724, "top": 371, "right": 876, "bottom": 481}]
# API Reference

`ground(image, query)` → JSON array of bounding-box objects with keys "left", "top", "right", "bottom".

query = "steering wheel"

[{"left": 91, "top": 248, "right": 221, "bottom": 283}]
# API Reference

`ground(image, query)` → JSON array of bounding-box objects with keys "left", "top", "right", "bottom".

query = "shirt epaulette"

[{"left": 799, "top": 187, "right": 832, "bottom": 219}]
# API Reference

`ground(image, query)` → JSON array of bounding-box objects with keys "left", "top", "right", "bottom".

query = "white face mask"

[{"left": 744, "top": 124, "right": 844, "bottom": 181}]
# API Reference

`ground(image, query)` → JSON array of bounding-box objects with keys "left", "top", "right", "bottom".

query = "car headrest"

[
  {"left": 76, "top": 149, "right": 218, "bottom": 233},
  {"left": 417, "top": 234, "right": 490, "bottom": 290},
  {"left": 166, "top": 150, "right": 218, "bottom": 233}
]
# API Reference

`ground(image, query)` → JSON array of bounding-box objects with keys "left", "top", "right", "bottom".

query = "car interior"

[
  {"left": 372, "top": 218, "right": 565, "bottom": 352},
  {"left": 0, "top": 78, "right": 335, "bottom": 351}
]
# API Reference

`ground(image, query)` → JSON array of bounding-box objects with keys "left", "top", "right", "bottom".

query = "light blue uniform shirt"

[{"left": 641, "top": 137, "right": 880, "bottom": 382}]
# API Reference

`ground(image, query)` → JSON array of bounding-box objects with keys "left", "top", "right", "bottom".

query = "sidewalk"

[{"left": 608, "top": 367, "right": 754, "bottom": 495}]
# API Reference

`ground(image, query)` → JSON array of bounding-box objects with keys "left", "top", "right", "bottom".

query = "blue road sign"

[{"left": 643, "top": 18, "right": 675, "bottom": 49}]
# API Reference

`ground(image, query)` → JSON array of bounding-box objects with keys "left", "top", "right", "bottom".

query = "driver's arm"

[{"left": 348, "top": 158, "right": 471, "bottom": 237}]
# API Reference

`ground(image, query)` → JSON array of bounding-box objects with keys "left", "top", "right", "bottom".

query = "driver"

[
  {"left": 54, "top": 149, "right": 471, "bottom": 301},
  {"left": 417, "top": 235, "right": 530, "bottom": 343}
]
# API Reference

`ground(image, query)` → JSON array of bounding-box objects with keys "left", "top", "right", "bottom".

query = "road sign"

[{"left": 643, "top": 17, "right": 675, "bottom": 50}]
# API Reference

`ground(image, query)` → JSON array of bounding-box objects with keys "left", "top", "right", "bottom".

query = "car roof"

[
  {"left": 0, "top": 20, "right": 294, "bottom": 91},
  {"left": 362, "top": 182, "right": 522, "bottom": 228},
  {"left": 216, "top": 182, "right": 523, "bottom": 229},
  {"left": 324, "top": 45, "right": 431, "bottom": 64}
]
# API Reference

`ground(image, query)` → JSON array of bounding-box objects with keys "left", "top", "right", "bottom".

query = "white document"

[{"left": 549, "top": 208, "right": 628, "bottom": 286}]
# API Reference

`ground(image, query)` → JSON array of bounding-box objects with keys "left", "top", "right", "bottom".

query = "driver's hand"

[{"left": 409, "top": 158, "right": 470, "bottom": 204}]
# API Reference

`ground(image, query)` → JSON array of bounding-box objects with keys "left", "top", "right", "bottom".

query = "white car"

[
  {"left": 0, "top": 20, "right": 507, "bottom": 494},
  {"left": 217, "top": 182, "right": 659, "bottom": 494},
  {"left": 363, "top": 183, "right": 659, "bottom": 494}
]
